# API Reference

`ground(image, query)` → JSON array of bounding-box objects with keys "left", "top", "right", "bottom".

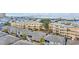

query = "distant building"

[{"left": 0, "top": 13, "right": 5, "bottom": 18}]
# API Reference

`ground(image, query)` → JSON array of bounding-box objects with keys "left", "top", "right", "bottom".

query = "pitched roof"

[{"left": 0, "top": 35, "right": 20, "bottom": 45}]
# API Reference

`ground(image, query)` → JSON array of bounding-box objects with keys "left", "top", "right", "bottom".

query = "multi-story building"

[
  {"left": 10, "top": 20, "right": 44, "bottom": 30},
  {"left": 11, "top": 21, "right": 26, "bottom": 29},
  {"left": 10, "top": 21, "right": 16, "bottom": 27},
  {"left": 49, "top": 22, "right": 79, "bottom": 40},
  {"left": 67, "top": 28, "right": 79, "bottom": 40},
  {"left": 49, "top": 22, "right": 75, "bottom": 39},
  {"left": 25, "top": 21, "right": 44, "bottom": 30}
]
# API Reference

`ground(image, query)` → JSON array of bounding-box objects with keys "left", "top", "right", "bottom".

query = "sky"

[{"left": 6, "top": 13, "right": 79, "bottom": 18}]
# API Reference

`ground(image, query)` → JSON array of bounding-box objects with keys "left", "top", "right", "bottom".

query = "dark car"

[{"left": 45, "top": 40, "right": 50, "bottom": 43}]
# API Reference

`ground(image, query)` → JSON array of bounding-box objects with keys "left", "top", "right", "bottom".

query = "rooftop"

[
  {"left": 0, "top": 29, "right": 79, "bottom": 45},
  {"left": 44, "top": 34, "right": 65, "bottom": 45},
  {"left": 0, "top": 31, "right": 7, "bottom": 37},
  {"left": 13, "top": 40, "right": 34, "bottom": 45},
  {"left": 0, "top": 35, "right": 20, "bottom": 45},
  {"left": 69, "top": 28, "right": 79, "bottom": 32}
]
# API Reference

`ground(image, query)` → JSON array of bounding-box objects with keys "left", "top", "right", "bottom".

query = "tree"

[
  {"left": 2, "top": 29, "right": 8, "bottom": 33},
  {"left": 10, "top": 32, "right": 17, "bottom": 36},
  {"left": 39, "top": 26, "right": 44, "bottom": 31},
  {"left": 3, "top": 22, "right": 11, "bottom": 26},
  {"left": 20, "top": 33, "right": 27, "bottom": 40},
  {"left": 40, "top": 18, "right": 51, "bottom": 31},
  {"left": 39, "top": 37, "right": 45, "bottom": 45}
]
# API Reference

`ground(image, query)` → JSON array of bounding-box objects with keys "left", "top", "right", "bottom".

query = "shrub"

[
  {"left": 2, "top": 29, "right": 8, "bottom": 33},
  {"left": 39, "top": 37, "right": 45, "bottom": 45}
]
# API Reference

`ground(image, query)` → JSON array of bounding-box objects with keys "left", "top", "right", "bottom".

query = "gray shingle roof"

[
  {"left": 27, "top": 31, "right": 46, "bottom": 41},
  {"left": 0, "top": 31, "right": 7, "bottom": 37},
  {"left": 44, "top": 34, "right": 65, "bottom": 45},
  {"left": 0, "top": 35, "right": 20, "bottom": 45},
  {"left": 13, "top": 40, "right": 34, "bottom": 45},
  {"left": 67, "top": 40, "right": 79, "bottom": 45}
]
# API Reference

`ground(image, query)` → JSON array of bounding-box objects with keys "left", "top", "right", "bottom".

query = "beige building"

[
  {"left": 49, "top": 22, "right": 79, "bottom": 40},
  {"left": 67, "top": 28, "right": 79, "bottom": 40},
  {"left": 49, "top": 23, "right": 75, "bottom": 39},
  {"left": 25, "top": 21, "right": 44, "bottom": 30},
  {"left": 10, "top": 21, "right": 16, "bottom": 27},
  {"left": 49, "top": 23, "right": 68, "bottom": 35},
  {"left": 10, "top": 20, "right": 44, "bottom": 30}
]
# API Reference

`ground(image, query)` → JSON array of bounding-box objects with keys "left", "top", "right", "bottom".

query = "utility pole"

[
  {"left": 64, "top": 28, "right": 68, "bottom": 45},
  {"left": 64, "top": 35, "right": 68, "bottom": 45}
]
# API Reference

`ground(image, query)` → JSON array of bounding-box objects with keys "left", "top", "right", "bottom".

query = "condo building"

[
  {"left": 49, "top": 23, "right": 72, "bottom": 37},
  {"left": 67, "top": 28, "right": 79, "bottom": 40},
  {"left": 25, "top": 21, "right": 44, "bottom": 30},
  {"left": 49, "top": 22, "right": 79, "bottom": 40},
  {"left": 10, "top": 20, "right": 44, "bottom": 30}
]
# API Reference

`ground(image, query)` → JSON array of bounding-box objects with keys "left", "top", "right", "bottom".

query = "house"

[
  {"left": 44, "top": 34, "right": 65, "bottom": 45},
  {"left": 0, "top": 35, "right": 20, "bottom": 45}
]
